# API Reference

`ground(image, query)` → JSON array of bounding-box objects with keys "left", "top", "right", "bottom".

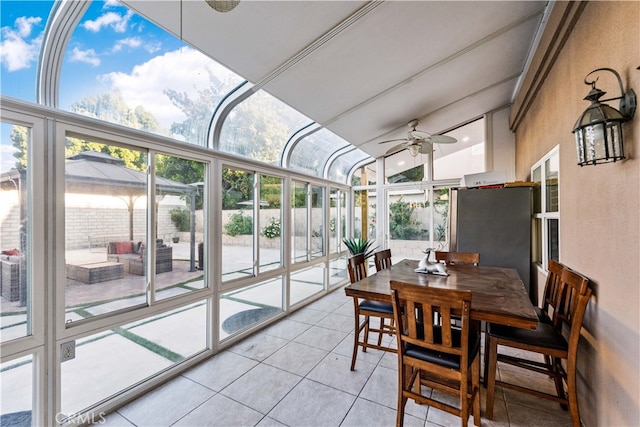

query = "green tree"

[
  {"left": 388, "top": 164, "right": 424, "bottom": 183},
  {"left": 222, "top": 168, "right": 253, "bottom": 209},
  {"left": 156, "top": 154, "right": 205, "bottom": 208},
  {"left": 220, "top": 93, "right": 290, "bottom": 164},
  {"left": 10, "top": 126, "right": 28, "bottom": 169},
  {"left": 64, "top": 137, "right": 146, "bottom": 172},
  {"left": 69, "top": 90, "right": 162, "bottom": 135}
]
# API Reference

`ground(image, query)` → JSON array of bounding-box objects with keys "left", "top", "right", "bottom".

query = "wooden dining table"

[{"left": 344, "top": 258, "right": 538, "bottom": 329}]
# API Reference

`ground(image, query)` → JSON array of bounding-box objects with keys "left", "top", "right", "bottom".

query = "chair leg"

[
  {"left": 483, "top": 330, "right": 490, "bottom": 387},
  {"left": 460, "top": 363, "right": 469, "bottom": 427},
  {"left": 377, "top": 317, "right": 385, "bottom": 346},
  {"left": 552, "top": 357, "right": 568, "bottom": 411},
  {"left": 472, "top": 355, "right": 481, "bottom": 426},
  {"left": 350, "top": 299, "right": 362, "bottom": 371},
  {"left": 485, "top": 336, "right": 498, "bottom": 420},
  {"left": 566, "top": 357, "right": 581, "bottom": 427},
  {"left": 396, "top": 364, "right": 408, "bottom": 427},
  {"left": 362, "top": 315, "right": 370, "bottom": 353}
]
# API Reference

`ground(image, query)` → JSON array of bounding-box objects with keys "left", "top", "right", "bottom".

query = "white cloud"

[
  {"left": 98, "top": 47, "right": 241, "bottom": 129},
  {"left": 82, "top": 10, "right": 133, "bottom": 33},
  {"left": 69, "top": 47, "right": 101, "bottom": 67},
  {"left": 112, "top": 37, "right": 142, "bottom": 52},
  {"left": 15, "top": 16, "right": 41, "bottom": 38},
  {"left": 0, "top": 18, "right": 43, "bottom": 72}
]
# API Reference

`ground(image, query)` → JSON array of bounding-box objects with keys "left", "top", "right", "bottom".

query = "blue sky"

[
  {"left": 1, "top": 0, "right": 241, "bottom": 172},
  {"left": 1, "top": 0, "right": 240, "bottom": 120}
]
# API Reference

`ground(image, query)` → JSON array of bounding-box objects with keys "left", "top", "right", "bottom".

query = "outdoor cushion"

[{"left": 114, "top": 241, "right": 134, "bottom": 254}]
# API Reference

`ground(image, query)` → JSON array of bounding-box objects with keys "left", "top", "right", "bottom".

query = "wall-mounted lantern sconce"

[{"left": 572, "top": 67, "right": 636, "bottom": 166}]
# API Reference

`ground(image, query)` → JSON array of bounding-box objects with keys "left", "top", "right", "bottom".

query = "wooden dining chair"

[
  {"left": 374, "top": 249, "right": 393, "bottom": 272},
  {"left": 484, "top": 267, "right": 592, "bottom": 427},
  {"left": 435, "top": 251, "right": 480, "bottom": 266},
  {"left": 348, "top": 254, "right": 396, "bottom": 371},
  {"left": 390, "top": 280, "right": 481, "bottom": 427},
  {"left": 536, "top": 259, "right": 565, "bottom": 323}
]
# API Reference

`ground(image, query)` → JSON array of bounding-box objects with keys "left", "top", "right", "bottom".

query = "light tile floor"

[{"left": 101, "top": 287, "right": 573, "bottom": 427}]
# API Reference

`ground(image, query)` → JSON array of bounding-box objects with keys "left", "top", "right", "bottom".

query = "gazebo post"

[
  {"left": 128, "top": 195, "right": 135, "bottom": 241},
  {"left": 189, "top": 190, "right": 196, "bottom": 272}
]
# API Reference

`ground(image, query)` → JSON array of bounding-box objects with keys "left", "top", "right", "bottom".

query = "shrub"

[
  {"left": 225, "top": 212, "right": 253, "bottom": 236},
  {"left": 170, "top": 208, "right": 191, "bottom": 232},
  {"left": 388, "top": 198, "right": 421, "bottom": 240},
  {"left": 261, "top": 217, "right": 281, "bottom": 239}
]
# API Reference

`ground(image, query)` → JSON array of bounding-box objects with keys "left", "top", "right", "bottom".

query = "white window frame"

[{"left": 531, "top": 145, "right": 560, "bottom": 271}]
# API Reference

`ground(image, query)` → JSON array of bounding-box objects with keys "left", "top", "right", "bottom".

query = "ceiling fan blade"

[
  {"left": 429, "top": 135, "right": 457, "bottom": 144},
  {"left": 378, "top": 138, "right": 406, "bottom": 145},
  {"left": 409, "top": 130, "right": 432, "bottom": 140},
  {"left": 385, "top": 143, "right": 407, "bottom": 155}
]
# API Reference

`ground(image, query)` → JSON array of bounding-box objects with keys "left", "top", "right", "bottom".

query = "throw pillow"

[{"left": 115, "top": 241, "right": 133, "bottom": 254}]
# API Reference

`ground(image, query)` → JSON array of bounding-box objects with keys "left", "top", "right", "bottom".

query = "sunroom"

[{"left": 0, "top": 1, "right": 638, "bottom": 426}]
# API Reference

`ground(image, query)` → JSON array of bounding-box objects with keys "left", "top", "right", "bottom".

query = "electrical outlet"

[{"left": 61, "top": 341, "right": 76, "bottom": 362}]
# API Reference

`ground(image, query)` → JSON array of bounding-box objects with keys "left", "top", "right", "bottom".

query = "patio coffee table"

[{"left": 66, "top": 261, "right": 124, "bottom": 284}]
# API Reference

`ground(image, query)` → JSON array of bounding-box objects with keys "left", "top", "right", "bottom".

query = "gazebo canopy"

[{"left": 64, "top": 151, "right": 195, "bottom": 197}]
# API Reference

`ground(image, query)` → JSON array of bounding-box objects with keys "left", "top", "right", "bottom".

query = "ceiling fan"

[{"left": 378, "top": 119, "right": 457, "bottom": 157}]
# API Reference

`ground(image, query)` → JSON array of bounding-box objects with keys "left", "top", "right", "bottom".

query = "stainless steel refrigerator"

[{"left": 449, "top": 186, "right": 532, "bottom": 297}]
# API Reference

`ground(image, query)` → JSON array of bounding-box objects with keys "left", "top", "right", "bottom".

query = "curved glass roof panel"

[
  {"left": 59, "top": 1, "right": 243, "bottom": 145},
  {"left": 288, "top": 128, "right": 350, "bottom": 178},
  {"left": 0, "top": 1, "right": 54, "bottom": 101},
  {"left": 328, "top": 149, "right": 372, "bottom": 184},
  {"left": 219, "top": 90, "right": 312, "bottom": 166}
]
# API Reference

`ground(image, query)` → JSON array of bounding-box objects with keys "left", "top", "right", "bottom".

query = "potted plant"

[
  {"left": 342, "top": 236, "right": 377, "bottom": 259},
  {"left": 172, "top": 235, "right": 180, "bottom": 244}
]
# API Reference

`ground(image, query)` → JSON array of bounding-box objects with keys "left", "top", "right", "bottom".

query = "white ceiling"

[{"left": 123, "top": 0, "right": 549, "bottom": 159}]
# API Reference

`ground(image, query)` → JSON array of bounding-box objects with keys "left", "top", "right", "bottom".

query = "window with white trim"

[{"left": 531, "top": 146, "right": 559, "bottom": 270}]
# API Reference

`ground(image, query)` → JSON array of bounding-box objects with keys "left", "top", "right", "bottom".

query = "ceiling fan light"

[
  {"left": 206, "top": 0, "right": 240, "bottom": 13},
  {"left": 408, "top": 145, "right": 420, "bottom": 157}
]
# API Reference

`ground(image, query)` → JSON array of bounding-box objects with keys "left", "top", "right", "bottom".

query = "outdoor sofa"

[{"left": 107, "top": 239, "right": 173, "bottom": 275}]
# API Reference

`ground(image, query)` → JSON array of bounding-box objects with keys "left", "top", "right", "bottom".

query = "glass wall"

[
  {"left": 290, "top": 264, "right": 325, "bottom": 306},
  {"left": 1, "top": 122, "right": 32, "bottom": 342},
  {"left": 155, "top": 153, "right": 206, "bottom": 300},
  {"left": 59, "top": 1, "right": 243, "bottom": 145},
  {"left": 329, "top": 188, "right": 345, "bottom": 254},
  {"left": 219, "top": 90, "right": 311, "bottom": 165},
  {"left": 0, "top": 1, "right": 54, "bottom": 101},
  {"left": 291, "top": 181, "right": 308, "bottom": 263},
  {"left": 288, "top": 129, "right": 349, "bottom": 178},
  {"left": 258, "top": 175, "right": 283, "bottom": 272},
  {"left": 310, "top": 185, "right": 325, "bottom": 259},
  {"left": 1, "top": 354, "right": 34, "bottom": 423},
  {"left": 60, "top": 301, "right": 207, "bottom": 419},
  {"left": 64, "top": 143, "right": 149, "bottom": 321},
  {"left": 221, "top": 168, "right": 255, "bottom": 281},
  {"left": 219, "top": 277, "right": 284, "bottom": 341}
]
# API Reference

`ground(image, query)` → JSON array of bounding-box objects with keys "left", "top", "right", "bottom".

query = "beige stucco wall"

[{"left": 513, "top": 2, "right": 639, "bottom": 425}]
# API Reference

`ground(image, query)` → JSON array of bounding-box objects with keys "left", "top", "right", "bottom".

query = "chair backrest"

[
  {"left": 554, "top": 268, "right": 591, "bottom": 333},
  {"left": 390, "top": 280, "right": 475, "bottom": 366},
  {"left": 541, "top": 259, "right": 564, "bottom": 318},
  {"left": 374, "top": 249, "right": 392, "bottom": 272},
  {"left": 347, "top": 253, "right": 368, "bottom": 283},
  {"left": 435, "top": 251, "right": 480, "bottom": 266}
]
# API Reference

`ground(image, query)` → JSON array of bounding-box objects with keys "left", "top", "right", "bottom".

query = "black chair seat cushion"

[
  {"left": 404, "top": 326, "right": 480, "bottom": 370},
  {"left": 534, "top": 307, "right": 553, "bottom": 324},
  {"left": 488, "top": 321, "right": 568, "bottom": 351},
  {"left": 359, "top": 300, "right": 394, "bottom": 314}
]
